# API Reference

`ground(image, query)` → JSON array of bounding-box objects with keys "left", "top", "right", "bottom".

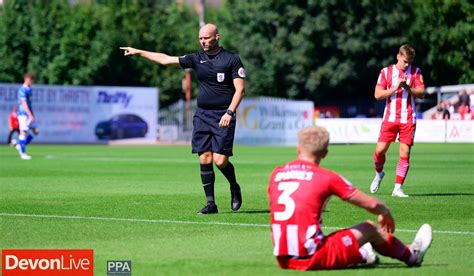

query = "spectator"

[
  {"left": 441, "top": 101, "right": 451, "bottom": 120},
  {"left": 469, "top": 90, "right": 474, "bottom": 111},
  {"left": 431, "top": 105, "right": 444, "bottom": 120},
  {"left": 458, "top": 103, "right": 469, "bottom": 120},
  {"left": 447, "top": 102, "right": 455, "bottom": 116},
  {"left": 367, "top": 107, "right": 379, "bottom": 118},
  {"left": 7, "top": 105, "right": 20, "bottom": 145},
  {"left": 459, "top": 90, "right": 470, "bottom": 107},
  {"left": 324, "top": 111, "right": 333, "bottom": 118}
]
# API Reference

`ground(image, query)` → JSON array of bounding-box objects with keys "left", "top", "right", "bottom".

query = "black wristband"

[{"left": 226, "top": 109, "right": 234, "bottom": 116}]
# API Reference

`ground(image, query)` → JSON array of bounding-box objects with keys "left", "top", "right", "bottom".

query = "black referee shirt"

[{"left": 179, "top": 48, "right": 246, "bottom": 110}]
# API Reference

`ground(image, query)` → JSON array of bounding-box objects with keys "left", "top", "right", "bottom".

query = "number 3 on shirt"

[{"left": 274, "top": 181, "right": 300, "bottom": 221}]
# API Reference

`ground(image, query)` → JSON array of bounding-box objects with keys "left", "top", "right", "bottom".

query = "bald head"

[
  {"left": 199, "top": 23, "right": 220, "bottom": 54},
  {"left": 199, "top": 23, "right": 219, "bottom": 36}
]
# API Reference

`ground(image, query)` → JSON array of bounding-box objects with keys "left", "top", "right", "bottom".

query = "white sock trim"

[{"left": 359, "top": 247, "right": 369, "bottom": 261}]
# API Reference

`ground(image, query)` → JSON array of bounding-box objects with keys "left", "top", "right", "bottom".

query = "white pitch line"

[{"left": 1, "top": 213, "right": 473, "bottom": 235}]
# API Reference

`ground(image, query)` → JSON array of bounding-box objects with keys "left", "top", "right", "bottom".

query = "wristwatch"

[{"left": 226, "top": 109, "right": 235, "bottom": 116}]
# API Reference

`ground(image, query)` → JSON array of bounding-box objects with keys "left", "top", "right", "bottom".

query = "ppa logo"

[
  {"left": 107, "top": 260, "right": 131, "bottom": 275},
  {"left": 2, "top": 249, "right": 93, "bottom": 276}
]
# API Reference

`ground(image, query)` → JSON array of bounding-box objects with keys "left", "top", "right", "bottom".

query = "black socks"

[
  {"left": 218, "top": 161, "right": 239, "bottom": 190},
  {"left": 200, "top": 163, "right": 215, "bottom": 204}
]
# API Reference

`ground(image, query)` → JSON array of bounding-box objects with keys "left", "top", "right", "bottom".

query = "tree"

[
  {"left": 0, "top": 0, "right": 32, "bottom": 82},
  {"left": 410, "top": 0, "right": 474, "bottom": 85},
  {"left": 218, "top": 0, "right": 416, "bottom": 106}
]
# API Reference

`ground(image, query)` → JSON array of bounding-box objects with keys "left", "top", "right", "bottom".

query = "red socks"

[
  {"left": 373, "top": 233, "right": 413, "bottom": 264},
  {"left": 395, "top": 157, "right": 410, "bottom": 185}
]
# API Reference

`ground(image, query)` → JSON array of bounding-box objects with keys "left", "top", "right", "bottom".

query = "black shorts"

[{"left": 192, "top": 108, "right": 236, "bottom": 156}]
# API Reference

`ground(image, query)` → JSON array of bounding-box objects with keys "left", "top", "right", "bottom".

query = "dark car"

[{"left": 95, "top": 113, "right": 148, "bottom": 140}]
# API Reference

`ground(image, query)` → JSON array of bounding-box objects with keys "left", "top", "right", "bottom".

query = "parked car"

[{"left": 95, "top": 114, "right": 148, "bottom": 140}]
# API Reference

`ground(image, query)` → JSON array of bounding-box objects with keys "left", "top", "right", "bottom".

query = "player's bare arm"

[
  {"left": 403, "top": 84, "right": 425, "bottom": 99},
  {"left": 120, "top": 47, "right": 180, "bottom": 66},
  {"left": 219, "top": 78, "right": 245, "bottom": 128},
  {"left": 21, "top": 99, "right": 35, "bottom": 123},
  {"left": 346, "top": 190, "right": 395, "bottom": 233},
  {"left": 374, "top": 78, "right": 405, "bottom": 100}
]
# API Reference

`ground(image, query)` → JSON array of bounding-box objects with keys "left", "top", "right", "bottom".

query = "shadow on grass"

[
  {"left": 236, "top": 209, "right": 270, "bottom": 214},
  {"left": 348, "top": 262, "right": 447, "bottom": 270},
  {"left": 232, "top": 209, "right": 332, "bottom": 214}
]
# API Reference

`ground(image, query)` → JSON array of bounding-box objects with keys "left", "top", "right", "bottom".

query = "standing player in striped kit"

[{"left": 370, "top": 44, "right": 425, "bottom": 197}]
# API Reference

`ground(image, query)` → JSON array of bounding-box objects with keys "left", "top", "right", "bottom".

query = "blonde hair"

[
  {"left": 298, "top": 126, "right": 330, "bottom": 157},
  {"left": 399, "top": 44, "right": 416, "bottom": 62}
]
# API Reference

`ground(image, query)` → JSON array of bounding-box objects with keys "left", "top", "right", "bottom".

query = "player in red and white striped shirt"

[
  {"left": 268, "top": 126, "right": 432, "bottom": 270},
  {"left": 370, "top": 44, "right": 425, "bottom": 197}
]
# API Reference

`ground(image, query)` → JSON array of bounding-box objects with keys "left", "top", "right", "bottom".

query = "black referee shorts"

[{"left": 192, "top": 108, "right": 236, "bottom": 156}]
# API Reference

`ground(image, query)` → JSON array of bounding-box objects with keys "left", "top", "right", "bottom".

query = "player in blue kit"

[
  {"left": 121, "top": 23, "right": 246, "bottom": 214},
  {"left": 16, "top": 73, "right": 39, "bottom": 160}
]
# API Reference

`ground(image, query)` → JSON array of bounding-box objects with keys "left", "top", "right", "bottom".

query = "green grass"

[{"left": 1, "top": 143, "right": 473, "bottom": 275}]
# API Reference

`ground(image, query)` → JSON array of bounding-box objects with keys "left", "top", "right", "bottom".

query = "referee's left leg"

[{"left": 214, "top": 153, "right": 242, "bottom": 212}]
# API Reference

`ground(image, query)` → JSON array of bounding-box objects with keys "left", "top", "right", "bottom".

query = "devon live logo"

[{"left": 2, "top": 249, "right": 94, "bottom": 275}]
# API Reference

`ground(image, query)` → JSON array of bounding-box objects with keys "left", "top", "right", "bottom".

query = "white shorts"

[{"left": 18, "top": 115, "right": 37, "bottom": 132}]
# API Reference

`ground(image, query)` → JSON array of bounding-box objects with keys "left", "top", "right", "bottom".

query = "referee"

[{"left": 121, "top": 23, "right": 245, "bottom": 214}]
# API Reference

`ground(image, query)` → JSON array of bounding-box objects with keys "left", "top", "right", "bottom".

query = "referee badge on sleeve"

[
  {"left": 238, "top": 67, "right": 246, "bottom": 78},
  {"left": 217, "top": 73, "right": 225, "bottom": 82}
]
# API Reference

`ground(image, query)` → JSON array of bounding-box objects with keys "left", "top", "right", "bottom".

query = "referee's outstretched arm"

[{"left": 120, "top": 47, "right": 180, "bottom": 66}]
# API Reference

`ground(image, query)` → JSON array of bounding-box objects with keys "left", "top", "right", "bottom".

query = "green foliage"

[
  {"left": 217, "top": 0, "right": 416, "bottom": 101},
  {"left": 0, "top": 0, "right": 472, "bottom": 106},
  {"left": 410, "top": 0, "right": 474, "bottom": 85},
  {"left": 0, "top": 0, "right": 32, "bottom": 82},
  {"left": 0, "top": 0, "right": 198, "bottom": 106},
  {"left": 217, "top": 0, "right": 473, "bottom": 102}
]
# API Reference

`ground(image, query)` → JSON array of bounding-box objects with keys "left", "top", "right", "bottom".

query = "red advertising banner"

[{"left": 2, "top": 249, "right": 93, "bottom": 276}]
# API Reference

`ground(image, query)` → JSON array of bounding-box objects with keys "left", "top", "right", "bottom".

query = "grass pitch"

[{"left": 1, "top": 143, "right": 473, "bottom": 275}]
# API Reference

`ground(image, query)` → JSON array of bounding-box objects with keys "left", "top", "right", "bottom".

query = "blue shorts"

[{"left": 192, "top": 108, "right": 236, "bottom": 156}]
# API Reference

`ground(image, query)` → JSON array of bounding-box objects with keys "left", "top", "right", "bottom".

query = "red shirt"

[
  {"left": 9, "top": 112, "right": 19, "bottom": 130},
  {"left": 268, "top": 159, "right": 357, "bottom": 257},
  {"left": 458, "top": 105, "right": 469, "bottom": 120},
  {"left": 376, "top": 65, "right": 424, "bottom": 124}
]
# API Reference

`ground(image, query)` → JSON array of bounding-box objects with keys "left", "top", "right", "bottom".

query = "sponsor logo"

[
  {"left": 107, "top": 260, "right": 131, "bottom": 276},
  {"left": 342, "top": 235, "right": 353, "bottom": 247},
  {"left": 2, "top": 249, "right": 93, "bottom": 276},
  {"left": 238, "top": 67, "right": 246, "bottom": 78},
  {"left": 199, "top": 60, "right": 208, "bottom": 64},
  {"left": 97, "top": 91, "right": 133, "bottom": 108},
  {"left": 217, "top": 73, "right": 225, "bottom": 82}
]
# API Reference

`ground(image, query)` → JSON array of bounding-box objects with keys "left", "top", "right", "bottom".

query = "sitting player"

[{"left": 268, "top": 126, "right": 432, "bottom": 270}]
